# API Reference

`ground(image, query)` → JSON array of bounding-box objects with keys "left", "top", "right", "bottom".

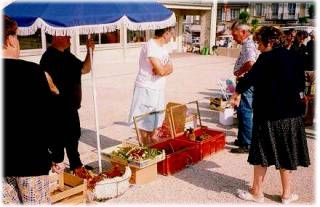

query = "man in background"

[{"left": 230, "top": 21, "right": 259, "bottom": 153}]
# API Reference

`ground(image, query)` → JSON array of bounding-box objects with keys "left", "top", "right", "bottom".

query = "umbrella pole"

[{"left": 89, "top": 35, "right": 103, "bottom": 173}]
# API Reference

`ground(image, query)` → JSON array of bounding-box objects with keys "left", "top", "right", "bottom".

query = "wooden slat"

[
  {"left": 58, "top": 173, "right": 64, "bottom": 191},
  {"left": 56, "top": 193, "right": 85, "bottom": 205},
  {"left": 51, "top": 184, "right": 85, "bottom": 203},
  {"left": 64, "top": 172, "right": 83, "bottom": 187}
]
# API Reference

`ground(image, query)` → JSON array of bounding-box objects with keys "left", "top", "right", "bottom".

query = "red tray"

[
  {"left": 151, "top": 139, "right": 200, "bottom": 176},
  {"left": 175, "top": 127, "right": 225, "bottom": 160}
]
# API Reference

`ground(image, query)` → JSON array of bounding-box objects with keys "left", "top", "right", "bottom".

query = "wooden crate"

[{"left": 50, "top": 172, "right": 87, "bottom": 204}]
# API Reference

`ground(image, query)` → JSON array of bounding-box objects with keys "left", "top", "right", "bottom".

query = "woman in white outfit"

[{"left": 128, "top": 26, "right": 175, "bottom": 145}]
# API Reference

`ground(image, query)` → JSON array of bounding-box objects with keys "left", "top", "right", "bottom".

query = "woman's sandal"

[
  {"left": 237, "top": 189, "right": 264, "bottom": 203},
  {"left": 282, "top": 194, "right": 299, "bottom": 204}
]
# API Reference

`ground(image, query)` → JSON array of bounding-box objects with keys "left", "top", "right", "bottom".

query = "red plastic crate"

[
  {"left": 151, "top": 139, "right": 200, "bottom": 176},
  {"left": 215, "top": 134, "right": 226, "bottom": 152},
  {"left": 175, "top": 126, "right": 225, "bottom": 160}
]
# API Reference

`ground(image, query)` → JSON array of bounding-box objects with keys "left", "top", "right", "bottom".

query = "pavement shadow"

[
  {"left": 264, "top": 193, "right": 282, "bottom": 203},
  {"left": 85, "top": 160, "right": 113, "bottom": 174},
  {"left": 199, "top": 89, "right": 223, "bottom": 99},
  {"left": 305, "top": 126, "right": 316, "bottom": 140},
  {"left": 80, "top": 128, "right": 121, "bottom": 149},
  {"left": 306, "top": 131, "right": 316, "bottom": 140},
  {"left": 174, "top": 160, "right": 250, "bottom": 196},
  {"left": 113, "top": 121, "right": 129, "bottom": 127}
]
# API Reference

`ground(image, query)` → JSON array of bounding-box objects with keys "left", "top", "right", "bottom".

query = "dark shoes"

[
  {"left": 233, "top": 139, "right": 240, "bottom": 146},
  {"left": 230, "top": 146, "right": 250, "bottom": 153},
  {"left": 84, "top": 164, "right": 94, "bottom": 170}
]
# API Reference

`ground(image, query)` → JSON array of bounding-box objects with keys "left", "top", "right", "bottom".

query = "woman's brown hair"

[
  {"left": 3, "top": 15, "right": 18, "bottom": 45},
  {"left": 254, "top": 26, "right": 282, "bottom": 48}
]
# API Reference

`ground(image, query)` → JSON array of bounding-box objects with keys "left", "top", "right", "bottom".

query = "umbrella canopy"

[
  {"left": 4, "top": 0, "right": 176, "bottom": 36},
  {"left": 4, "top": 0, "right": 176, "bottom": 173}
]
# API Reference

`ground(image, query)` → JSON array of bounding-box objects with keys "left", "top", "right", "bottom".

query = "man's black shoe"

[
  {"left": 230, "top": 146, "right": 249, "bottom": 153},
  {"left": 233, "top": 139, "right": 240, "bottom": 146},
  {"left": 84, "top": 165, "right": 94, "bottom": 170}
]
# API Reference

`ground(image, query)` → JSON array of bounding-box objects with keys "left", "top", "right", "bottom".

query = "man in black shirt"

[
  {"left": 3, "top": 15, "right": 65, "bottom": 204},
  {"left": 40, "top": 35, "right": 94, "bottom": 174}
]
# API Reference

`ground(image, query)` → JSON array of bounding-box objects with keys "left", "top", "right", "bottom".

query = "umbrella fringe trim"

[{"left": 17, "top": 14, "right": 176, "bottom": 36}]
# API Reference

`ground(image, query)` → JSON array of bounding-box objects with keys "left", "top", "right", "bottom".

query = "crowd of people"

[
  {"left": 3, "top": 15, "right": 95, "bottom": 204},
  {"left": 3, "top": 14, "right": 312, "bottom": 204},
  {"left": 229, "top": 22, "right": 311, "bottom": 204}
]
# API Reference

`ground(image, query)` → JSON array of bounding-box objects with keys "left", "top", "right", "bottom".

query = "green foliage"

[
  {"left": 251, "top": 18, "right": 259, "bottom": 32},
  {"left": 308, "top": 4, "right": 315, "bottom": 19},
  {"left": 239, "top": 11, "right": 250, "bottom": 23},
  {"left": 298, "top": 16, "right": 308, "bottom": 25}
]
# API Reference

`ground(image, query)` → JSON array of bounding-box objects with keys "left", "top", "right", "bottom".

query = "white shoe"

[
  {"left": 237, "top": 189, "right": 264, "bottom": 203},
  {"left": 282, "top": 194, "right": 299, "bottom": 204}
]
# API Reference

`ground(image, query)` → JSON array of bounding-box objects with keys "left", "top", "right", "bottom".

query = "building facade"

[{"left": 16, "top": 1, "right": 314, "bottom": 63}]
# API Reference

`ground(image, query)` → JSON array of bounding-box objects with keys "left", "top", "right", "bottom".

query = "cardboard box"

[
  {"left": 101, "top": 145, "right": 164, "bottom": 184},
  {"left": 129, "top": 164, "right": 157, "bottom": 185}
]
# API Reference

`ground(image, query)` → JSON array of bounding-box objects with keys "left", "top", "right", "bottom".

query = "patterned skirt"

[{"left": 248, "top": 116, "right": 310, "bottom": 170}]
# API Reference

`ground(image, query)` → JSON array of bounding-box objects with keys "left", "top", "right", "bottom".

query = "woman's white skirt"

[{"left": 128, "top": 86, "right": 165, "bottom": 131}]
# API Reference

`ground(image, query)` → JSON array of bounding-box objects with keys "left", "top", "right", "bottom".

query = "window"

[
  {"left": 255, "top": 4, "right": 262, "bottom": 16},
  {"left": 288, "top": 3, "right": 296, "bottom": 16},
  {"left": 79, "top": 30, "right": 120, "bottom": 45},
  {"left": 217, "top": 8, "right": 222, "bottom": 20},
  {"left": 231, "top": 9, "right": 239, "bottom": 20},
  {"left": 127, "top": 30, "right": 146, "bottom": 43},
  {"left": 18, "top": 29, "right": 42, "bottom": 50},
  {"left": 272, "top": 3, "right": 279, "bottom": 16},
  {"left": 193, "top": 15, "right": 200, "bottom": 25}
]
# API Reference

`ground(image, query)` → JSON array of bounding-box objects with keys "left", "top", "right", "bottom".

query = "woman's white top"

[{"left": 135, "top": 39, "right": 170, "bottom": 91}]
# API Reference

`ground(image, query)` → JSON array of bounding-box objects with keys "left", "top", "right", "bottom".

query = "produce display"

[
  {"left": 155, "top": 123, "right": 171, "bottom": 139},
  {"left": 111, "top": 146, "right": 162, "bottom": 162},
  {"left": 184, "top": 127, "right": 211, "bottom": 142},
  {"left": 74, "top": 164, "right": 125, "bottom": 190}
]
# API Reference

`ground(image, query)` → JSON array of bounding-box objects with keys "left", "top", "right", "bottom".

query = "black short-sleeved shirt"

[
  {"left": 40, "top": 47, "right": 83, "bottom": 110},
  {"left": 4, "top": 59, "right": 64, "bottom": 176}
]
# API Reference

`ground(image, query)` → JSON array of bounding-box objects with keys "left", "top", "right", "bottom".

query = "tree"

[
  {"left": 298, "top": 16, "right": 308, "bottom": 25},
  {"left": 251, "top": 18, "right": 259, "bottom": 33},
  {"left": 308, "top": 4, "right": 315, "bottom": 19},
  {"left": 239, "top": 11, "right": 250, "bottom": 24}
]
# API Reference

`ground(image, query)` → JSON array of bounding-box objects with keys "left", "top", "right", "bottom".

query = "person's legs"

[
  {"left": 238, "top": 87, "right": 253, "bottom": 147},
  {"left": 237, "top": 165, "right": 266, "bottom": 203},
  {"left": 2, "top": 177, "right": 20, "bottom": 204},
  {"left": 17, "top": 176, "right": 50, "bottom": 204},
  {"left": 65, "top": 111, "right": 83, "bottom": 170},
  {"left": 250, "top": 165, "right": 267, "bottom": 196},
  {"left": 280, "top": 169, "right": 292, "bottom": 198},
  {"left": 65, "top": 137, "right": 82, "bottom": 170},
  {"left": 138, "top": 129, "right": 153, "bottom": 145},
  {"left": 280, "top": 169, "right": 299, "bottom": 204},
  {"left": 231, "top": 87, "right": 253, "bottom": 153}
]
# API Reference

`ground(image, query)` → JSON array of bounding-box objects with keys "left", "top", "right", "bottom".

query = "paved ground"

[{"left": 62, "top": 53, "right": 315, "bottom": 204}]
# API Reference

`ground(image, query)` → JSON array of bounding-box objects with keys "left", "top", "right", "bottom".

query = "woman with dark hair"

[
  {"left": 231, "top": 26, "right": 310, "bottom": 204},
  {"left": 128, "top": 26, "right": 175, "bottom": 145},
  {"left": 3, "top": 15, "right": 65, "bottom": 204}
]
